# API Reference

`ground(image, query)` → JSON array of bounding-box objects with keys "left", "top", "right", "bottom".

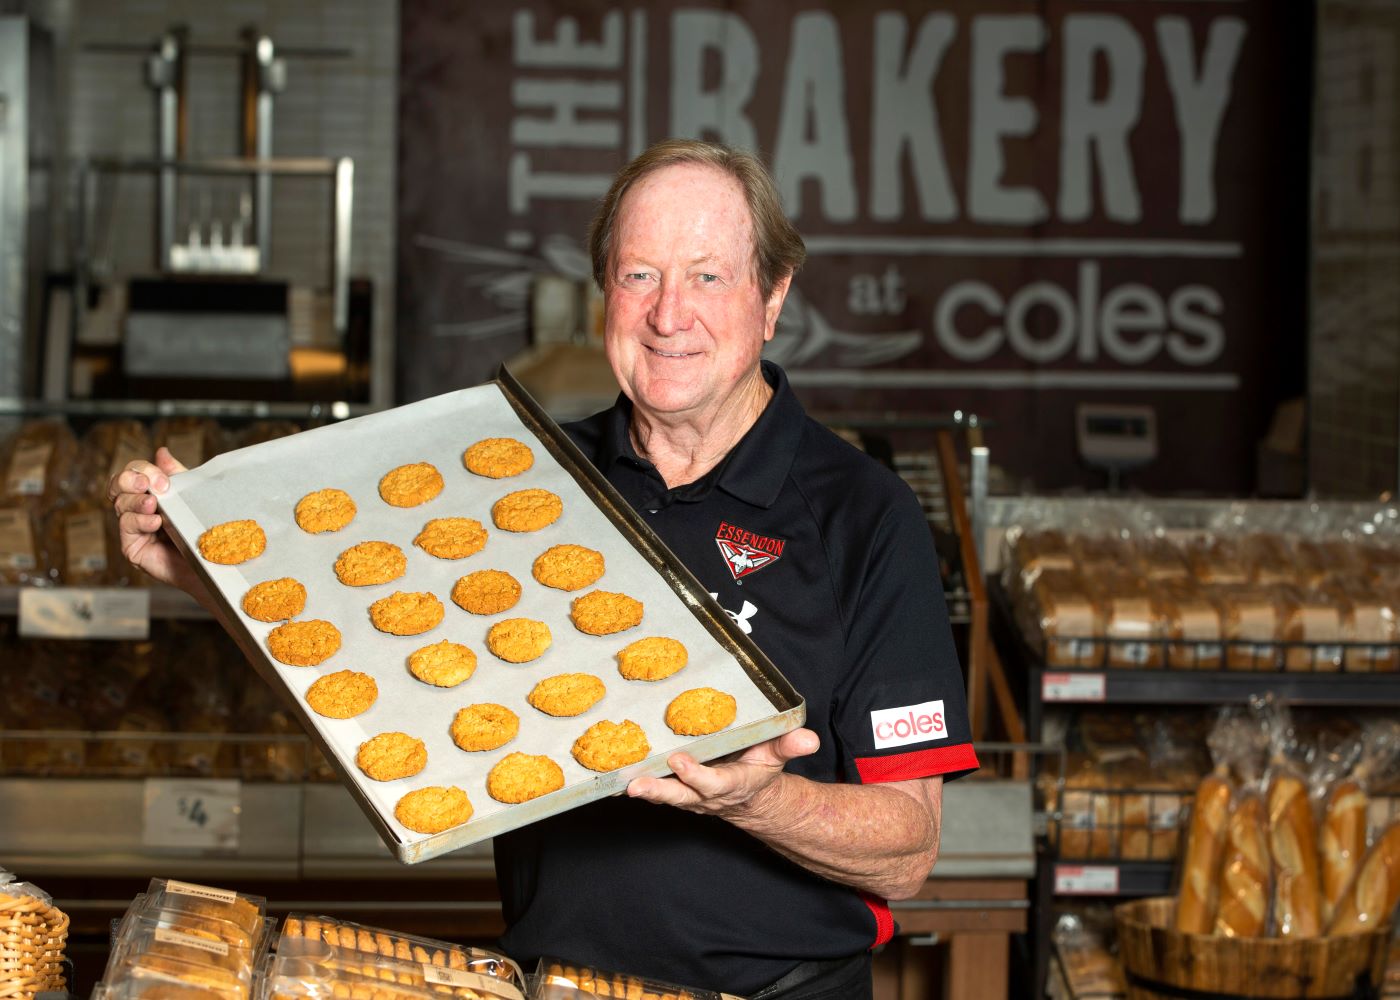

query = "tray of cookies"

[{"left": 154, "top": 368, "right": 805, "bottom": 863}]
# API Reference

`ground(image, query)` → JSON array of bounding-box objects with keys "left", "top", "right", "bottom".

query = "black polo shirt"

[{"left": 494, "top": 361, "right": 977, "bottom": 996}]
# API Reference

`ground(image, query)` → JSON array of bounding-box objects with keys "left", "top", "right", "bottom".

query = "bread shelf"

[{"left": 1042, "top": 858, "right": 1176, "bottom": 899}]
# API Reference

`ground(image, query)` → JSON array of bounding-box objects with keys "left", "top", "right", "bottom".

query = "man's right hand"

[{"left": 108, "top": 446, "right": 211, "bottom": 604}]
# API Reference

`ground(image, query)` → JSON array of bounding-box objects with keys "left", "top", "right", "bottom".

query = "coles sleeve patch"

[
  {"left": 855, "top": 743, "right": 980, "bottom": 784},
  {"left": 870, "top": 699, "right": 949, "bottom": 749}
]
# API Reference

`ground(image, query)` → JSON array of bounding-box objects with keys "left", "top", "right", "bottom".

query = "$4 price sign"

[{"left": 142, "top": 779, "right": 241, "bottom": 850}]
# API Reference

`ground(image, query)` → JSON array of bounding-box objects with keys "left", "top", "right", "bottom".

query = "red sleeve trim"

[
  {"left": 854, "top": 742, "right": 980, "bottom": 784},
  {"left": 860, "top": 892, "right": 896, "bottom": 949}
]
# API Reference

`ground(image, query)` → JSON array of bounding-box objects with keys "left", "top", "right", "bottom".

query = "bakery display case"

[{"left": 980, "top": 495, "right": 1400, "bottom": 997}]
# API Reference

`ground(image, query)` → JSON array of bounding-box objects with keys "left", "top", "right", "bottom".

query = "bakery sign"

[{"left": 399, "top": 1, "right": 1298, "bottom": 490}]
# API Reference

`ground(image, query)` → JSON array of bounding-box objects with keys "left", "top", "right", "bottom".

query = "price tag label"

[
  {"left": 142, "top": 779, "right": 241, "bottom": 850},
  {"left": 154, "top": 927, "right": 230, "bottom": 957},
  {"left": 1042, "top": 672, "right": 1107, "bottom": 702},
  {"left": 1054, "top": 864, "right": 1120, "bottom": 895},
  {"left": 423, "top": 967, "right": 523, "bottom": 999},
  {"left": 19, "top": 587, "right": 150, "bottom": 640}
]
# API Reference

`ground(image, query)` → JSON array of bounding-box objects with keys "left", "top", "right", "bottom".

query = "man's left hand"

[{"left": 626, "top": 727, "right": 819, "bottom": 817}]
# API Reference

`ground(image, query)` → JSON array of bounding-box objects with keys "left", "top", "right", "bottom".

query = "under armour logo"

[{"left": 709, "top": 593, "right": 758, "bottom": 635}]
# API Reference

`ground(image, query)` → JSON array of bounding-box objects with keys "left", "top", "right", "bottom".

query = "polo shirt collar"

[{"left": 593, "top": 360, "right": 805, "bottom": 510}]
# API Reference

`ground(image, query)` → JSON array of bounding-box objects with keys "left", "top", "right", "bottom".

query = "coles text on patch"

[{"left": 870, "top": 700, "right": 947, "bottom": 750}]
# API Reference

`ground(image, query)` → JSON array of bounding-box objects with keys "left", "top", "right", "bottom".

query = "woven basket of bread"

[{"left": 0, "top": 891, "right": 69, "bottom": 999}]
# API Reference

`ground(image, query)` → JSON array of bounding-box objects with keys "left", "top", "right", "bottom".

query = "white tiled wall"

[{"left": 30, "top": 0, "right": 398, "bottom": 404}]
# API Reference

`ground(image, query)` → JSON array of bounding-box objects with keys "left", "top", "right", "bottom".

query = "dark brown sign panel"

[{"left": 399, "top": 1, "right": 1307, "bottom": 493}]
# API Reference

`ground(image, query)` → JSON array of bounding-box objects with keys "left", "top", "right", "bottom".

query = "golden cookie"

[
  {"left": 197, "top": 519, "right": 265, "bottom": 565},
  {"left": 379, "top": 462, "right": 445, "bottom": 508},
  {"left": 356, "top": 732, "right": 427, "bottom": 781},
  {"left": 570, "top": 590, "right": 644, "bottom": 636},
  {"left": 463, "top": 437, "right": 535, "bottom": 479},
  {"left": 305, "top": 669, "right": 378, "bottom": 719},
  {"left": 571, "top": 719, "right": 650, "bottom": 772},
  {"left": 450, "top": 703, "right": 520, "bottom": 752},
  {"left": 616, "top": 636, "right": 688, "bottom": 681},
  {"left": 394, "top": 785, "right": 473, "bottom": 834},
  {"left": 451, "top": 569, "right": 522, "bottom": 615},
  {"left": 241, "top": 577, "right": 306, "bottom": 622},
  {"left": 486, "top": 618, "right": 552, "bottom": 663},
  {"left": 532, "top": 544, "right": 605, "bottom": 591},
  {"left": 414, "top": 517, "right": 488, "bottom": 559},
  {"left": 407, "top": 640, "right": 477, "bottom": 687},
  {"left": 294, "top": 488, "right": 356, "bottom": 533},
  {"left": 486, "top": 752, "right": 565, "bottom": 803},
  {"left": 267, "top": 619, "right": 341, "bottom": 666},
  {"left": 334, "top": 540, "right": 407, "bottom": 586},
  {"left": 370, "top": 591, "right": 445, "bottom": 636},
  {"left": 665, "top": 687, "right": 738, "bottom": 736},
  {"left": 527, "top": 673, "right": 606, "bottom": 717},
  {"left": 491, "top": 488, "right": 563, "bottom": 532}
]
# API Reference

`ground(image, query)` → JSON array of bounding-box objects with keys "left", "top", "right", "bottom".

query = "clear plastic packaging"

[
  {"left": 1025, "top": 569, "right": 1103, "bottom": 668},
  {"left": 1215, "top": 585, "right": 1284, "bottom": 671},
  {"left": 1278, "top": 585, "right": 1344, "bottom": 673},
  {"left": 137, "top": 879, "right": 267, "bottom": 950},
  {"left": 0, "top": 419, "right": 79, "bottom": 515},
  {"left": 1333, "top": 578, "right": 1400, "bottom": 673},
  {"left": 532, "top": 957, "right": 722, "bottom": 1000},
  {"left": 1050, "top": 911, "right": 1126, "bottom": 999},
  {"left": 1185, "top": 535, "right": 1251, "bottom": 587},
  {"left": 278, "top": 914, "right": 525, "bottom": 999},
  {"left": 1084, "top": 573, "right": 1164, "bottom": 670},
  {"left": 1259, "top": 699, "right": 1325, "bottom": 938},
  {"left": 1157, "top": 579, "right": 1224, "bottom": 670}
]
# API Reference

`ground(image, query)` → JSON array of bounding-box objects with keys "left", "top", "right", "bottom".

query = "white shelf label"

[
  {"left": 423, "top": 966, "right": 523, "bottom": 999},
  {"left": 143, "top": 781, "right": 241, "bottom": 851},
  {"left": 154, "top": 926, "right": 231, "bottom": 957},
  {"left": 19, "top": 587, "right": 150, "bottom": 639},
  {"left": 1042, "top": 672, "right": 1107, "bottom": 702},
  {"left": 1054, "top": 864, "right": 1120, "bottom": 895}
]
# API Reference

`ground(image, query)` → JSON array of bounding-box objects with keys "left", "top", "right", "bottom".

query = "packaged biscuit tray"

[
  {"left": 153, "top": 371, "right": 804, "bottom": 864},
  {"left": 99, "top": 879, "right": 271, "bottom": 1000},
  {"left": 531, "top": 958, "right": 735, "bottom": 1000},
  {"left": 273, "top": 914, "right": 524, "bottom": 1000}
]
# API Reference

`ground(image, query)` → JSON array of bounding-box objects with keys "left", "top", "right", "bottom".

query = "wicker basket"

[
  {"left": 0, "top": 892, "right": 69, "bottom": 999},
  {"left": 1115, "top": 897, "right": 1389, "bottom": 1000}
]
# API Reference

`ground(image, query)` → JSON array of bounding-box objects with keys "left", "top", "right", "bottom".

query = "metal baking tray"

[{"left": 156, "top": 368, "right": 805, "bottom": 864}]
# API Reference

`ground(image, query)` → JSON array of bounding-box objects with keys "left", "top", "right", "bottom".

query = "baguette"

[
  {"left": 1267, "top": 771, "right": 1324, "bottom": 937},
  {"left": 1175, "top": 769, "right": 1233, "bottom": 933},
  {"left": 1328, "top": 820, "right": 1400, "bottom": 934},
  {"left": 1321, "top": 777, "right": 1370, "bottom": 924},
  {"left": 1215, "top": 792, "right": 1271, "bottom": 937}
]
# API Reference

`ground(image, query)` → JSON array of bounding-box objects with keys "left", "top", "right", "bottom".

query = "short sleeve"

[{"left": 830, "top": 487, "right": 979, "bottom": 785}]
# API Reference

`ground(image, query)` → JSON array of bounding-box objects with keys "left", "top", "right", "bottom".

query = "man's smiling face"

[{"left": 603, "top": 162, "right": 788, "bottom": 423}]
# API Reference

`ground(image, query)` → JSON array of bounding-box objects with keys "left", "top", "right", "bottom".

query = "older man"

[{"left": 111, "top": 139, "right": 976, "bottom": 1000}]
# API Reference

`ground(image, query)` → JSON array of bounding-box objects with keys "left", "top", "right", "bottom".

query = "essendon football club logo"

[{"left": 715, "top": 521, "right": 785, "bottom": 581}]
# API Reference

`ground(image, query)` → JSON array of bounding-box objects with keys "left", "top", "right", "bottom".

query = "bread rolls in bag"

[
  {"left": 1267, "top": 771, "right": 1324, "bottom": 937},
  {"left": 1328, "top": 820, "right": 1400, "bottom": 935},
  {"left": 1175, "top": 768, "right": 1234, "bottom": 933},
  {"left": 1215, "top": 791, "right": 1271, "bottom": 937}
]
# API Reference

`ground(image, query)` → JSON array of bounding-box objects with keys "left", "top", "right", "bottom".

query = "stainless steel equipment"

[{"left": 0, "top": 17, "right": 54, "bottom": 402}]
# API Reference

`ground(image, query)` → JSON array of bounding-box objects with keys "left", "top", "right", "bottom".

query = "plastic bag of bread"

[
  {"left": 1158, "top": 578, "right": 1225, "bottom": 669},
  {"left": 1259, "top": 699, "right": 1325, "bottom": 938},
  {"left": 75, "top": 419, "right": 151, "bottom": 503},
  {"left": 1215, "top": 584, "right": 1284, "bottom": 671},
  {"left": 1174, "top": 709, "right": 1270, "bottom": 933},
  {"left": 43, "top": 499, "right": 121, "bottom": 586},
  {"left": 1053, "top": 755, "right": 1122, "bottom": 860},
  {"left": 1134, "top": 533, "right": 1190, "bottom": 582},
  {"left": 1240, "top": 532, "right": 1298, "bottom": 587},
  {"left": 1293, "top": 537, "right": 1364, "bottom": 590},
  {"left": 1185, "top": 535, "right": 1251, "bottom": 587},
  {"left": 1330, "top": 578, "right": 1400, "bottom": 673},
  {"left": 1328, "top": 818, "right": 1400, "bottom": 934},
  {"left": 534, "top": 956, "right": 718, "bottom": 1000},
  {"left": 1084, "top": 572, "right": 1164, "bottom": 669},
  {"left": 0, "top": 419, "right": 78, "bottom": 514},
  {"left": 1050, "top": 911, "right": 1126, "bottom": 999},
  {"left": 1024, "top": 569, "right": 1104, "bottom": 668},
  {"left": 1214, "top": 786, "right": 1272, "bottom": 937},
  {"left": 1278, "top": 584, "right": 1344, "bottom": 673},
  {"left": 0, "top": 500, "right": 47, "bottom": 585},
  {"left": 1004, "top": 527, "right": 1076, "bottom": 591},
  {"left": 1320, "top": 722, "right": 1400, "bottom": 924},
  {"left": 152, "top": 417, "right": 227, "bottom": 471},
  {"left": 1070, "top": 533, "right": 1132, "bottom": 580}
]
